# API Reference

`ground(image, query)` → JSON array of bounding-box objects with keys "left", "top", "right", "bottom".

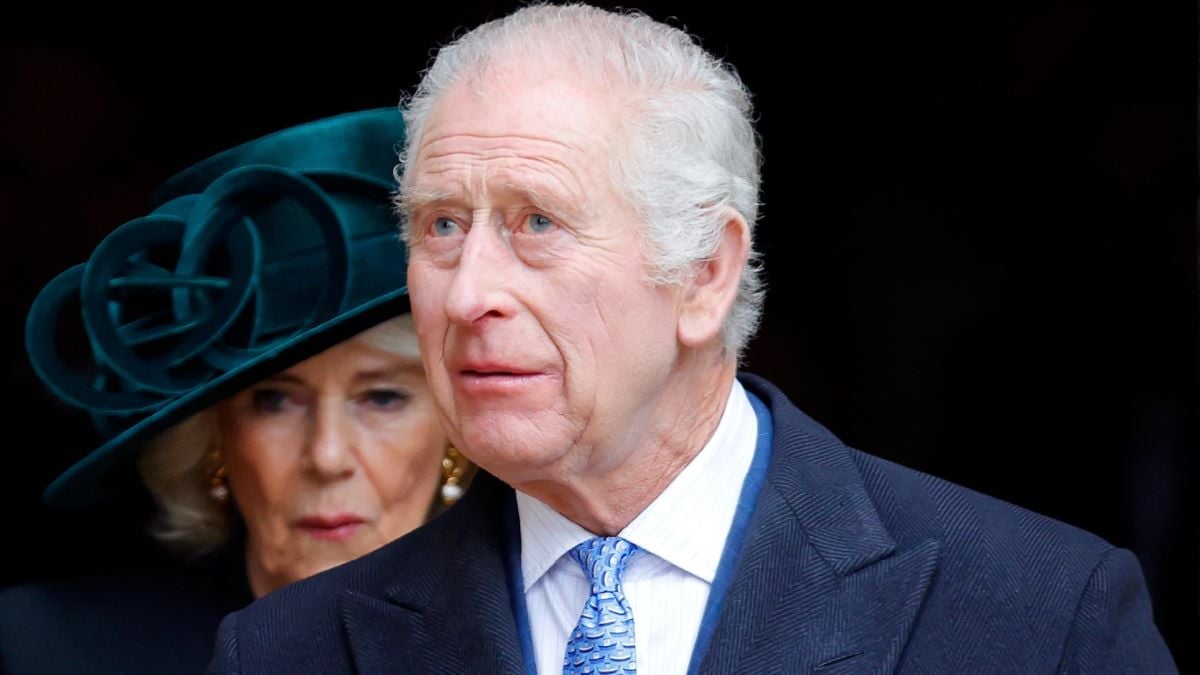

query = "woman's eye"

[
  {"left": 431, "top": 217, "right": 462, "bottom": 238},
  {"left": 524, "top": 213, "right": 556, "bottom": 234},
  {"left": 251, "top": 388, "right": 289, "bottom": 412},
  {"left": 362, "top": 389, "right": 410, "bottom": 410}
]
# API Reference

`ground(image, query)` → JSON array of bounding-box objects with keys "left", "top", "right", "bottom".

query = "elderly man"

[{"left": 209, "top": 5, "right": 1174, "bottom": 673}]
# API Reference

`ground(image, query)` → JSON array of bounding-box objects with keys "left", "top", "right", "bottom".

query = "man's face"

[{"left": 405, "top": 68, "right": 684, "bottom": 485}]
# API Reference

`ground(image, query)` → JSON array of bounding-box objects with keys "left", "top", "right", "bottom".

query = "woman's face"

[{"left": 217, "top": 325, "right": 446, "bottom": 597}]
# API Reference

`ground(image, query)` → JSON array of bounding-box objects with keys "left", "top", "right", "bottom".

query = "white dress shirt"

[{"left": 517, "top": 379, "right": 758, "bottom": 675}]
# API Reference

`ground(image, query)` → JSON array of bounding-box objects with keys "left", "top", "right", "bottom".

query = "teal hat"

[{"left": 27, "top": 108, "right": 409, "bottom": 508}]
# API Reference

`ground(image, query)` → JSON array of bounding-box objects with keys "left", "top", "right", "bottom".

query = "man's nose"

[{"left": 443, "top": 221, "right": 519, "bottom": 327}]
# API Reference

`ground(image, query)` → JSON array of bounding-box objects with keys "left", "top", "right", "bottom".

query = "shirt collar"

[{"left": 517, "top": 379, "right": 758, "bottom": 590}]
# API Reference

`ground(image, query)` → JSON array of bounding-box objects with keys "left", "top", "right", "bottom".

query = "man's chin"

[{"left": 460, "top": 430, "right": 573, "bottom": 478}]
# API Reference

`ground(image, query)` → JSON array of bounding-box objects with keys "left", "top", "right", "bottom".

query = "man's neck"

[{"left": 514, "top": 356, "right": 737, "bottom": 535}]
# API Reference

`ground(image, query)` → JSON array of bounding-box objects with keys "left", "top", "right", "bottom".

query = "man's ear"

[{"left": 677, "top": 209, "right": 751, "bottom": 349}]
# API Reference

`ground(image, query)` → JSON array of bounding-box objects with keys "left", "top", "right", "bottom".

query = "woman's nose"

[{"left": 305, "top": 401, "right": 357, "bottom": 480}]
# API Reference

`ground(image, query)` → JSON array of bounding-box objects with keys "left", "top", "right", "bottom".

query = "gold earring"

[
  {"left": 440, "top": 445, "right": 468, "bottom": 505},
  {"left": 206, "top": 448, "right": 230, "bottom": 504}
]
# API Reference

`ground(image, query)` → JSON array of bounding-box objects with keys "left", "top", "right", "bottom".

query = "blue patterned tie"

[{"left": 563, "top": 536, "right": 639, "bottom": 675}]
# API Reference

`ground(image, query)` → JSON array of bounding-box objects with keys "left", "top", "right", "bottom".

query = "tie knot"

[{"left": 569, "top": 536, "right": 638, "bottom": 592}]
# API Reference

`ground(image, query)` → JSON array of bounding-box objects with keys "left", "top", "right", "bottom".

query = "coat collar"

[
  {"left": 340, "top": 374, "right": 939, "bottom": 674},
  {"left": 694, "top": 374, "right": 940, "bottom": 673},
  {"left": 340, "top": 472, "right": 527, "bottom": 674}
]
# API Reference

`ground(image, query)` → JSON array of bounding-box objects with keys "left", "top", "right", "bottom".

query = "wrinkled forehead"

[
  {"left": 408, "top": 68, "right": 628, "bottom": 209},
  {"left": 419, "top": 65, "right": 621, "bottom": 156}
]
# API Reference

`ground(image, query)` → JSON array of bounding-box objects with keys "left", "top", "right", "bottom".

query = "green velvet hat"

[{"left": 26, "top": 108, "right": 410, "bottom": 508}]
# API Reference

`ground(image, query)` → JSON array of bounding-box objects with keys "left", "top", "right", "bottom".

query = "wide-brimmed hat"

[{"left": 26, "top": 108, "right": 410, "bottom": 508}]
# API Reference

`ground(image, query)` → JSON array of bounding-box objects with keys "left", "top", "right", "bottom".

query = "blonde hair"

[
  {"left": 137, "top": 409, "right": 231, "bottom": 555},
  {"left": 136, "top": 314, "right": 423, "bottom": 555}
]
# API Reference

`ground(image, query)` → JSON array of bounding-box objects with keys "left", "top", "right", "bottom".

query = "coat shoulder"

[
  {"left": 850, "top": 446, "right": 1112, "bottom": 563},
  {"left": 743, "top": 372, "right": 1173, "bottom": 669},
  {"left": 211, "top": 473, "right": 509, "bottom": 673},
  {"left": 2, "top": 565, "right": 244, "bottom": 675}
]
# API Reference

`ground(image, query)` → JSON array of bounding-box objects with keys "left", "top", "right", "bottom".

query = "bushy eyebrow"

[
  {"left": 400, "top": 181, "right": 588, "bottom": 225},
  {"left": 495, "top": 181, "right": 587, "bottom": 221},
  {"left": 397, "top": 185, "right": 460, "bottom": 215}
]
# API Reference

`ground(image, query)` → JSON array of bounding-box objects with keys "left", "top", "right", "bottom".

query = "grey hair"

[
  {"left": 396, "top": 3, "right": 765, "bottom": 358},
  {"left": 136, "top": 314, "right": 420, "bottom": 555}
]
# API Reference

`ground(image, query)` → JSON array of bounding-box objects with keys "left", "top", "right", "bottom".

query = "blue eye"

[
  {"left": 526, "top": 214, "right": 555, "bottom": 234},
  {"left": 431, "top": 217, "right": 461, "bottom": 238}
]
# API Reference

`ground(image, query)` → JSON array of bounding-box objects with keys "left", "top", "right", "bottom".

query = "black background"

[{"left": 3, "top": 1, "right": 1196, "bottom": 668}]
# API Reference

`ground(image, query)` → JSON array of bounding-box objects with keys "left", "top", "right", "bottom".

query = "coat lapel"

[
  {"left": 339, "top": 473, "right": 526, "bottom": 675},
  {"left": 339, "top": 375, "right": 940, "bottom": 674},
  {"left": 699, "top": 376, "right": 941, "bottom": 673}
]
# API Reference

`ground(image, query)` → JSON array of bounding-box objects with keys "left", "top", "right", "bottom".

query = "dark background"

[{"left": 3, "top": 1, "right": 1196, "bottom": 668}]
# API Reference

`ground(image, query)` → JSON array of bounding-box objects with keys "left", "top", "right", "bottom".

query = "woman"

[
  {"left": 140, "top": 311, "right": 460, "bottom": 597},
  {"left": 1, "top": 108, "right": 469, "bottom": 673}
]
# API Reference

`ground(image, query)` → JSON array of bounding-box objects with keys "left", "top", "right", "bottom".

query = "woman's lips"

[{"left": 294, "top": 514, "right": 366, "bottom": 542}]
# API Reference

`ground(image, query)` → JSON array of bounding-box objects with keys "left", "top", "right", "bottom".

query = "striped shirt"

[{"left": 518, "top": 379, "right": 758, "bottom": 675}]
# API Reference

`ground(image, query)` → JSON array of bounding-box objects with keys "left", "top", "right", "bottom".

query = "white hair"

[
  {"left": 396, "top": 3, "right": 765, "bottom": 358},
  {"left": 136, "top": 314, "right": 421, "bottom": 555}
]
